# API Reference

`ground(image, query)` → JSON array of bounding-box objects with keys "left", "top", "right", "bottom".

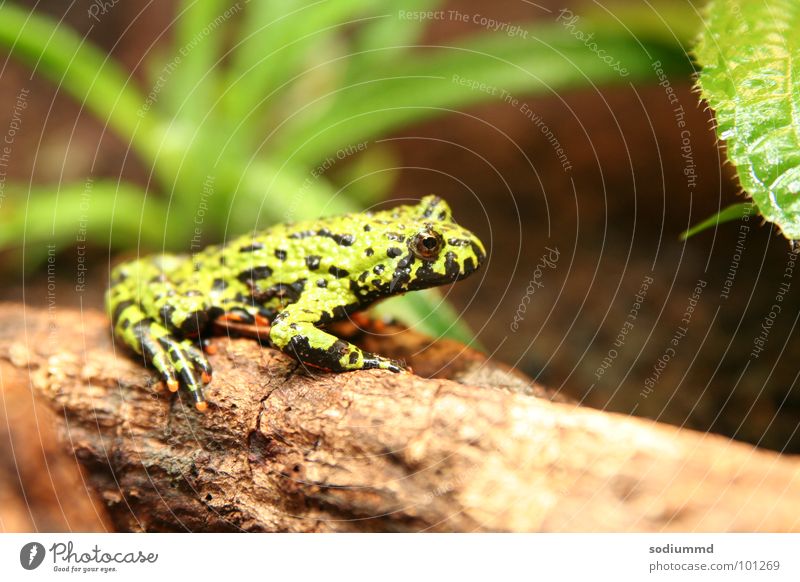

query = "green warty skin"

[{"left": 105, "top": 195, "right": 486, "bottom": 410}]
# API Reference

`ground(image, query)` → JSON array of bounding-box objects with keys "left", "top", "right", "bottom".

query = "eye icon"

[{"left": 19, "top": 542, "right": 45, "bottom": 570}]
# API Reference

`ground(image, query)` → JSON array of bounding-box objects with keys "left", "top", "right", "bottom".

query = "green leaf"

[
  {"left": 330, "top": 144, "right": 399, "bottom": 206},
  {"left": 373, "top": 289, "right": 481, "bottom": 349},
  {"left": 227, "top": 160, "right": 355, "bottom": 231},
  {"left": 223, "top": 0, "right": 380, "bottom": 126},
  {"left": 0, "top": 2, "right": 167, "bottom": 168},
  {"left": 680, "top": 202, "right": 753, "bottom": 240},
  {"left": 165, "top": 0, "right": 237, "bottom": 122},
  {"left": 694, "top": 0, "right": 800, "bottom": 239},
  {"left": 580, "top": 1, "right": 700, "bottom": 49},
  {"left": 0, "top": 180, "right": 173, "bottom": 252},
  {"left": 274, "top": 25, "right": 689, "bottom": 165},
  {"left": 352, "top": 0, "right": 443, "bottom": 65}
]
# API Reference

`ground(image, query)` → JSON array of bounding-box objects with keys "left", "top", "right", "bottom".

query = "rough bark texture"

[
  {"left": 0, "top": 342, "right": 110, "bottom": 532},
  {"left": 0, "top": 303, "right": 799, "bottom": 532}
]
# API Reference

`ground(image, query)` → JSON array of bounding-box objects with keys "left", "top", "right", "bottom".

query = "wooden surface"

[
  {"left": 0, "top": 345, "right": 110, "bottom": 532},
  {"left": 0, "top": 303, "right": 798, "bottom": 532}
]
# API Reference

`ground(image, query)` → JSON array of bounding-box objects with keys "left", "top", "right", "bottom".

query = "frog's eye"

[{"left": 410, "top": 230, "right": 444, "bottom": 260}]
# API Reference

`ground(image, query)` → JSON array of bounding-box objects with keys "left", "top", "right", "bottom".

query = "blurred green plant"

[
  {"left": 686, "top": 0, "right": 800, "bottom": 242},
  {"left": 0, "top": 0, "right": 689, "bottom": 343}
]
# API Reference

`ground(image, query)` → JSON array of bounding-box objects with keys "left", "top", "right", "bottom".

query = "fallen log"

[
  {"left": 0, "top": 340, "right": 110, "bottom": 532},
  {"left": 0, "top": 303, "right": 798, "bottom": 532}
]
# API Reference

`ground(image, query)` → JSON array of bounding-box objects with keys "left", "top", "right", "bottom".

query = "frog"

[{"left": 105, "top": 195, "right": 486, "bottom": 411}]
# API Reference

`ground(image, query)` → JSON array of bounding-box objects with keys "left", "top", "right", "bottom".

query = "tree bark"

[
  {"left": 0, "top": 330, "right": 110, "bottom": 532},
  {"left": 0, "top": 303, "right": 798, "bottom": 532}
]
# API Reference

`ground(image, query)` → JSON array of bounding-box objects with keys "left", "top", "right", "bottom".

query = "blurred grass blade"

[
  {"left": 165, "top": 0, "right": 236, "bottom": 123},
  {"left": 694, "top": 0, "right": 800, "bottom": 239},
  {"left": 223, "top": 0, "right": 380, "bottom": 126},
  {"left": 352, "top": 0, "right": 443, "bottom": 66},
  {"left": 1, "top": 180, "right": 173, "bottom": 254},
  {"left": 374, "top": 289, "right": 480, "bottom": 349},
  {"left": 226, "top": 0, "right": 305, "bottom": 76},
  {"left": 228, "top": 160, "right": 356, "bottom": 231},
  {"left": 330, "top": 144, "right": 399, "bottom": 206},
  {"left": 274, "top": 27, "right": 689, "bottom": 164},
  {"left": 680, "top": 202, "right": 753, "bottom": 240},
  {"left": 582, "top": 1, "right": 701, "bottom": 49},
  {"left": 0, "top": 2, "right": 167, "bottom": 167}
]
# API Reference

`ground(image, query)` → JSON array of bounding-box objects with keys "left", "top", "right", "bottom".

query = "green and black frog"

[{"left": 106, "top": 195, "right": 486, "bottom": 411}]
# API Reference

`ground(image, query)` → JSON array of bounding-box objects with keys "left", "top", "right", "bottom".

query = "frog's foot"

[
  {"left": 134, "top": 321, "right": 212, "bottom": 412},
  {"left": 162, "top": 335, "right": 213, "bottom": 412},
  {"left": 361, "top": 353, "right": 407, "bottom": 373},
  {"left": 137, "top": 322, "right": 180, "bottom": 391},
  {"left": 179, "top": 339, "right": 213, "bottom": 384},
  {"left": 200, "top": 337, "right": 218, "bottom": 356}
]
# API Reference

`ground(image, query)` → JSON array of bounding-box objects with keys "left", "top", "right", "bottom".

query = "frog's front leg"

[
  {"left": 108, "top": 298, "right": 212, "bottom": 410},
  {"left": 107, "top": 255, "right": 215, "bottom": 410},
  {"left": 269, "top": 295, "right": 405, "bottom": 373}
]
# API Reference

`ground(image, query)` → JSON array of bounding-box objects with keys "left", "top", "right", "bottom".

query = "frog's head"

[{"left": 365, "top": 195, "right": 487, "bottom": 295}]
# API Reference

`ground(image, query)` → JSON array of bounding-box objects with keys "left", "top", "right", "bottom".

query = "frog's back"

[{"left": 211, "top": 211, "right": 381, "bottom": 289}]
